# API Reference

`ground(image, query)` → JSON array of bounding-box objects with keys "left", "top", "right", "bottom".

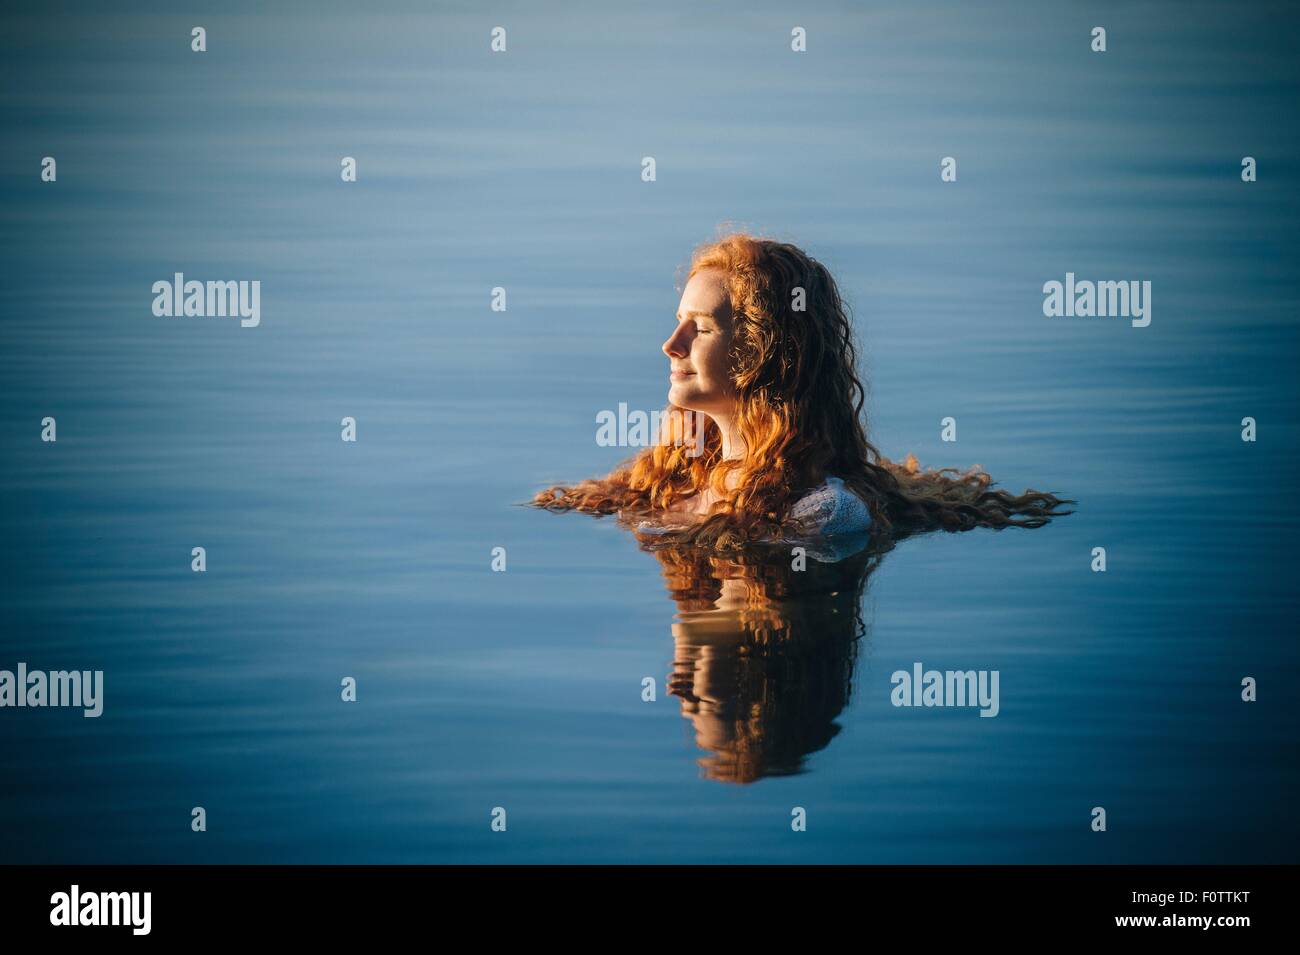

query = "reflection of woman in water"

[
  {"left": 534, "top": 231, "right": 1073, "bottom": 548},
  {"left": 643, "top": 535, "right": 885, "bottom": 783}
]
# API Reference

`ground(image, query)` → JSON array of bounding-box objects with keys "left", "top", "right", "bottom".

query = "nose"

[{"left": 662, "top": 323, "right": 691, "bottom": 360}]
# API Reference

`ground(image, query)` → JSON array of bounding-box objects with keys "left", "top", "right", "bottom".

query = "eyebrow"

[{"left": 675, "top": 310, "right": 716, "bottom": 322}]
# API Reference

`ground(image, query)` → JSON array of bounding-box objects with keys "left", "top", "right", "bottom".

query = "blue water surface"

[{"left": 1, "top": 0, "right": 1297, "bottom": 863}]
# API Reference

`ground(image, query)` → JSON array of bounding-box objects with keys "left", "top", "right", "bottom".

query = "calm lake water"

[{"left": 2, "top": 0, "right": 1297, "bottom": 863}]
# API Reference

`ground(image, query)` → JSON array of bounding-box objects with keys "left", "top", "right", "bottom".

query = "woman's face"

[{"left": 662, "top": 269, "right": 738, "bottom": 415}]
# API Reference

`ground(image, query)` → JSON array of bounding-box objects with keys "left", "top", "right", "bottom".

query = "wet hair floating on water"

[{"left": 534, "top": 231, "right": 1075, "bottom": 550}]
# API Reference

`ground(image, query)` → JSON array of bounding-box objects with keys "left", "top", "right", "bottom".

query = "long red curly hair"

[{"left": 534, "top": 231, "right": 1073, "bottom": 548}]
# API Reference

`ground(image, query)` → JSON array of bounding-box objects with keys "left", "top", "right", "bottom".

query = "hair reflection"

[{"left": 636, "top": 530, "right": 891, "bottom": 784}]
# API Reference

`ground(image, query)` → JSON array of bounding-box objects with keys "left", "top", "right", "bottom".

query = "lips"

[{"left": 670, "top": 369, "right": 695, "bottom": 380}]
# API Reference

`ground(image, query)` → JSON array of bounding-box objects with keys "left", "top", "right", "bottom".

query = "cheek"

[{"left": 695, "top": 338, "right": 733, "bottom": 382}]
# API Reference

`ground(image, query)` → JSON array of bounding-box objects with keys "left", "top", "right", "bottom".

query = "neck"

[{"left": 710, "top": 414, "right": 746, "bottom": 461}]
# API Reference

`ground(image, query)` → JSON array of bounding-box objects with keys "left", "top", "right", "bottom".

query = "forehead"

[{"left": 678, "top": 269, "right": 730, "bottom": 317}]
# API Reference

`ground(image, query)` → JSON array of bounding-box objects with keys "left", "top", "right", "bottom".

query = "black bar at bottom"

[{"left": 0, "top": 864, "right": 1283, "bottom": 939}]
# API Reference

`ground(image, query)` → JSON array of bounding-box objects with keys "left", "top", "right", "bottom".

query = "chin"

[{"left": 668, "top": 391, "right": 702, "bottom": 412}]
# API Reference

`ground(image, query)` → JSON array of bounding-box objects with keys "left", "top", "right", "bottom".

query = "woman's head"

[
  {"left": 535, "top": 230, "right": 1074, "bottom": 547},
  {"left": 670, "top": 236, "right": 861, "bottom": 407},
  {"left": 667, "top": 234, "right": 872, "bottom": 483}
]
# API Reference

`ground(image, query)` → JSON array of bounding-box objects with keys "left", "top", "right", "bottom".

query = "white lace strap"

[{"left": 790, "top": 476, "right": 871, "bottom": 536}]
